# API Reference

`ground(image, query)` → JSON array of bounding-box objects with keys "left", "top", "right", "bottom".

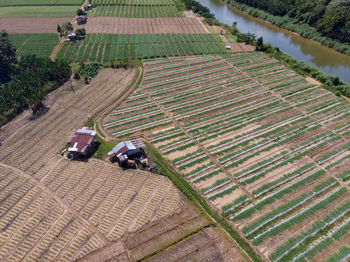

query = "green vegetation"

[
  {"left": 57, "top": 33, "right": 226, "bottom": 62},
  {"left": 8, "top": 34, "right": 58, "bottom": 57},
  {"left": 0, "top": 0, "right": 83, "bottom": 6},
  {"left": 0, "top": 31, "right": 70, "bottom": 126},
  {"left": 90, "top": 5, "right": 181, "bottom": 17},
  {"left": 226, "top": 0, "right": 350, "bottom": 55},
  {"left": 0, "top": 5, "right": 78, "bottom": 17},
  {"left": 146, "top": 142, "right": 263, "bottom": 262}
]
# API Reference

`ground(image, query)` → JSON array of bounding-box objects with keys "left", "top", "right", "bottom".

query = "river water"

[{"left": 197, "top": 0, "right": 350, "bottom": 84}]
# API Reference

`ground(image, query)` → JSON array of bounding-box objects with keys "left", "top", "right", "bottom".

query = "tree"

[
  {"left": 57, "top": 24, "right": 62, "bottom": 37},
  {"left": 61, "top": 22, "right": 73, "bottom": 37},
  {"left": 0, "top": 30, "right": 17, "bottom": 84},
  {"left": 75, "top": 28, "right": 86, "bottom": 39},
  {"left": 256, "top": 36, "right": 265, "bottom": 51},
  {"left": 77, "top": 9, "right": 87, "bottom": 16},
  {"left": 25, "top": 87, "right": 45, "bottom": 114}
]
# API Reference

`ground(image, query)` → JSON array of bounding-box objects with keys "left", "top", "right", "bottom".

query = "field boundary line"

[
  {"left": 96, "top": 66, "right": 143, "bottom": 140},
  {"left": 144, "top": 141, "right": 265, "bottom": 262}
]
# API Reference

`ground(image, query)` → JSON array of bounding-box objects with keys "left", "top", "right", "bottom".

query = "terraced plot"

[
  {"left": 0, "top": 67, "right": 185, "bottom": 260},
  {"left": 57, "top": 33, "right": 226, "bottom": 62},
  {"left": 103, "top": 53, "right": 350, "bottom": 261}
]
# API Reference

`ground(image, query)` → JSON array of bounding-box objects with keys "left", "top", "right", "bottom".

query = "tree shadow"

[{"left": 29, "top": 106, "right": 50, "bottom": 121}]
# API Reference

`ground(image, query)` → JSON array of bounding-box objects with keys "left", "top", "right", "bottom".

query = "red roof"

[{"left": 67, "top": 127, "right": 97, "bottom": 154}]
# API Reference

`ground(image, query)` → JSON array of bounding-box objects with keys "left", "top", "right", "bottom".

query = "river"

[{"left": 197, "top": 0, "right": 350, "bottom": 84}]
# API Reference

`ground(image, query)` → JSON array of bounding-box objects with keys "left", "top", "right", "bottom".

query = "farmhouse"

[
  {"left": 108, "top": 139, "right": 147, "bottom": 167},
  {"left": 76, "top": 15, "right": 88, "bottom": 24},
  {"left": 67, "top": 127, "right": 97, "bottom": 158}
]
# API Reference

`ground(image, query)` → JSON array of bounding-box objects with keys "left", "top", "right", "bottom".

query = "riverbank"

[
  {"left": 225, "top": 0, "right": 350, "bottom": 56},
  {"left": 180, "top": 0, "right": 350, "bottom": 98}
]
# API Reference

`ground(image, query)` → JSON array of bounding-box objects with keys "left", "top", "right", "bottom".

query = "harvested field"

[
  {"left": 78, "top": 203, "right": 248, "bottom": 262},
  {"left": 103, "top": 53, "right": 350, "bottom": 261},
  {"left": 56, "top": 33, "right": 226, "bottom": 62},
  {"left": 77, "top": 17, "right": 210, "bottom": 34},
  {"left": 0, "top": 67, "right": 186, "bottom": 260},
  {"left": 0, "top": 18, "right": 73, "bottom": 33}
]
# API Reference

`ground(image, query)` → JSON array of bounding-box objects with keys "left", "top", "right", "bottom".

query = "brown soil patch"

[
  {"left": 305, "top": 77, "right": 321, "bottom": 86},
  {"left": 77, "top": 17, "right": 210, "bottom": 34},
  {"left": 195, "top": 172, "right": 228, "bottom": 190},
  {"left": 0, "top": 17, "right": 72, "bottom": 33},
  {"left": 79, "top": 203, "right": 248, "bottom": 262},
  {"left": 213, "top": 188, "right": 245, "bottom": 209}
]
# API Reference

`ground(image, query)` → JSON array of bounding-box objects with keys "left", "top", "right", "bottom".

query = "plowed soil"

[{"left": 0, "top": 17, "right": 71, "bottom": 33}]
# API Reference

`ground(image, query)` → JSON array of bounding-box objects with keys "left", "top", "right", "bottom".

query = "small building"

[
  {"left": 76, "top": 15, "right": 88, "bottom": 24},
  {"left": 67, "top": 127, "right": 97, "bottom": 158},
  {"left": 67, "top": 32, "right": 76, "bottom": 40},
  {"left": 108, "top": 139, "right": 147, "bottom": 167},
  {"left": 84, "top": 3, "right": 92, "bottom": 10},
  {"left": 225, "top": 45, "right": 231, "bottom": 50}
]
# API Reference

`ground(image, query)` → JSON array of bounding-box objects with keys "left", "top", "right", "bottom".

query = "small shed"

[
  {"left": 84, "top": 3, "right": 92, "bottom": 10},
  {"left": 76, "top": 15, "right": 88, "bottom": 24},
  {"left": 67, "top": 32, "right": 76, "bottom": 40},
  {"left": 225, "top": 45, "right": 231, "bottom": 50},
  {"left": 67, "top": 127, "right": 97, "bottom": 158},
  {"left": 108, "top": 139, "right": 147, "bottom": 167}
]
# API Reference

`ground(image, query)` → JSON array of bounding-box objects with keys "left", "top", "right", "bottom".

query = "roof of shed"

[
  {"left": 108, "top": 139, "right": 145, "bottom": 157},
  {"left": 68, "top": 127, "right": 97, "bottom": 153}
]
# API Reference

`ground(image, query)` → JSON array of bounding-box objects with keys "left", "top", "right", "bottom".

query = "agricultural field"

[
  {"left": 57, "top": 33, "right": 226, "bottom": 62},
  {"left": 79, "top": 202, "right": 248, "bottom": 261},
  {"left": 103, "top": 53, "right": 350, "bottom": 261},
  {"left": 0, "top": 17, "right": 72, "bottom": 33},
  {"left": 88, "top": 0, "right": 181, "bottom": 18},
  {"left": 0, "top": 0, "right": 83, "bottom": 6},
  {"left": 77, "top": 17, "right": 210, "bottom": 34},
  {"left": 8, "top": 34, "right": 58, "bottom": 57},
  {"left": 0, "top": 5, "right": 78, "bottom": 18},
  {"left": 0, "top": 68, "right": 186, "bottom": 260},
  {"left": 89, "top": 4, "right": 181, "bottom": 18}
]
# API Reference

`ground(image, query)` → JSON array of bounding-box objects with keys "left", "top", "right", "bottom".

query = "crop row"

[
  {"left": 244, "top": 178, "right": 338, "bottom": 238},
  {"left": 271, "top": 200, "right": 350, "bottom": 262},
  {"left": 57, "top": 33, "right": 226, "bottom": 62},
  {"left": 9, "top": 34, "right": 58, "bottom": 57},
  {"left": 90, "top": 4, "right": 180, "bottom": 17}
]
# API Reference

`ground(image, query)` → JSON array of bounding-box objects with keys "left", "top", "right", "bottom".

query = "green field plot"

[
  {"left": 0, "top": 5, "right": 78, "bottom": 17},
  {"left": 102, "top": 53, "right": 350, "bottom": 262},
  {"left": 89, "top": 4, "right": 181, "bottom": 17},
  {"left": 0, "top": 0, "right": 83, "bottom": 6},
  {"left": 9, "top": 34, "right": 58, "bottom": 57},
  {"left": 92, "top": 0, "right": 176, "bottom": 5},
  {"left": 56, "top": 33, "right": 226, "bottom": 62}
]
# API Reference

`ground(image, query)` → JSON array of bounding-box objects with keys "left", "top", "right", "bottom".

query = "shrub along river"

[{"left": 198, "top": 0, "right": 350, "bottom": 84}]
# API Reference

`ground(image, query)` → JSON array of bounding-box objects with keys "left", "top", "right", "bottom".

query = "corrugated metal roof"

[
  {"left": 67, "top": 127, "right": 97, "bottom": 154},
  {"left": 108, "top": 139, "right": 145, "bottom": 157}
]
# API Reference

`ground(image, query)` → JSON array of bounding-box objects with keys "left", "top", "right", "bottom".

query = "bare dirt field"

[
  {"left": 78, "top": 203, "right": 249, "bottom": 262},
  {"left": 0, "top": 17, "right": 72, "bottom": 33},
  {"left": 77, "top": 17, "right": 210, "bottom": 34},
  {"left": 0, "top": 67, "right": 188, "bottom": 260}
]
